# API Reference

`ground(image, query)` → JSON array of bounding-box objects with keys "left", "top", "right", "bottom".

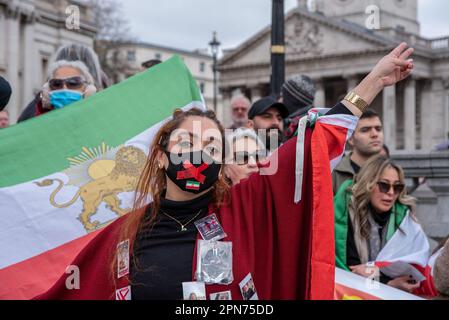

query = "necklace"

[{"left": 161, "top": 209, "right": 203, "bottom": 232}]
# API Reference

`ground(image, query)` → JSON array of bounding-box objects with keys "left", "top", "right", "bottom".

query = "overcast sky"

[{"left": 121, "top": 0, "right": 449, "bottom": 53}]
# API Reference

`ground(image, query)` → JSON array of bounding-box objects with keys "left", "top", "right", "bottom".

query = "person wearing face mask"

[
  {"left": 37, "top": 60, "right": 97, "bottom": 116},
  {"left": 334, "top": 156, "right": 431, "bottom": 295},
  {"left": 18, "top": 44, "right": 104, "bottom": 123},
  {"left": 35, "top": 43, "right": 415, "bottom": 300}
]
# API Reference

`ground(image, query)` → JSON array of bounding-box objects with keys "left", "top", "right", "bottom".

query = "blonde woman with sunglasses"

[{"left": 334, "top": 156, "right": 431, "bottom": 294}]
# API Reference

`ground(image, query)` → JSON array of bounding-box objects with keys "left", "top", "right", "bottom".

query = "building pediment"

[{"left": 220, "top": 7, "right": 393, "bottom": 69}]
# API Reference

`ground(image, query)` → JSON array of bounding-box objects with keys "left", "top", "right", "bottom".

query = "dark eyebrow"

[{"left": 360, "top": 125, "right": 382, "bottom": 130}]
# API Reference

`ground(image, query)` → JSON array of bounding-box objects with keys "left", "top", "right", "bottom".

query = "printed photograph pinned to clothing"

[
  {"left": 182, "top": 282, "right": 206, "bottom": 300},
  {"left": 239, "top": 273, "right": 258, "bottom": 300},
  {"left": 210, "top": 291, "right": 232, "bottom": 300},
  {"left": 196, "top": 240, "right": 233, "bottom": 284},
  {"left": 117, "top": 239, "right": 130, "bottom": 279},
  {"left": 194, "top": 213, "right": 227, "bottom": 241}
]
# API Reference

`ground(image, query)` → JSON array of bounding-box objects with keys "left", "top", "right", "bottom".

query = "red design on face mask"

[{"left": 176, "top": 161, "right": 209, "bottom": 184}]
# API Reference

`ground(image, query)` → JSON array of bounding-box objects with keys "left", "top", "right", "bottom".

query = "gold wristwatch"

[{"left": 344, "top": 92, "right": 369, "bottom": 113}]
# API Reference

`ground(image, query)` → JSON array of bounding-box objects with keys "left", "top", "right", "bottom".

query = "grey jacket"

[{"left": 332, "top": 153, "right": 355, "bottom": 195}]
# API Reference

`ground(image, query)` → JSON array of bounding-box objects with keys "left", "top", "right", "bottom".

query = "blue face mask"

[{"left": 49, "top": 90, "right": 83, "bottom": 110}]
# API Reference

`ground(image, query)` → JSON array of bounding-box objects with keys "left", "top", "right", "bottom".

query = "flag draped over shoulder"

[
  {"left": 0, "top": 56, "right": 205, "bottom": 300},
  {"left": 334, "top": 180, "right": 437, "bottom": 298},
  {"left": 35, "top": 107, "right": 358, "bottom": 301}
]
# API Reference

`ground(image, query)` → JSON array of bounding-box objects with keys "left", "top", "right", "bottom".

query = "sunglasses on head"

[
  {"left": 49, "top": 76, "right": 86, "bottom": 91},
  {"left": 377, "top": 181, "right": 405, "bottom": 195},
  {"left": 234, "top": 150, "right": 267, "bottom": 165}
]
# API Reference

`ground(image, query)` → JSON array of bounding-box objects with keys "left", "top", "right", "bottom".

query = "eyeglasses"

[
  {"left": 377, "top": 182, "right": 405, "bottom": 195},
  {"left": 234, "top": 151, "right": 267, "bottom": 165},
  {"left": 49, "top": 76, "right": 86, "bottom": 91}
]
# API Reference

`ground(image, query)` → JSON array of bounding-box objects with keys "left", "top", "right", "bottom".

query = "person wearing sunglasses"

[
  {"left": 18, "top": 44, "right": 106, "bottom": 123},
  {"left": 334, "top": 156, "right": 430, "bottom": 294},
  {"left": 38, "top": 60, "right": 97, "bottom": 114},
  {"left": 224, "top": 128, "right": 267, "bottom": 186}
]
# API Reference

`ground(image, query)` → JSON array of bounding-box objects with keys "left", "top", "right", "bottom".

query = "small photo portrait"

[
  {"left": 194, "top": 213, "right": 227, "bottom": 241},
  {"left": 117, "top": 239, "right": 130, "bottom": 278},
  {"left": 239, "top": 273, "right": 258, "bottom": 301},
  {"left": 210, "top": 291, "right": 232, "bottom": 300},
  {"left": 182, "top": 282, "right": 206, "bottom": 300}
]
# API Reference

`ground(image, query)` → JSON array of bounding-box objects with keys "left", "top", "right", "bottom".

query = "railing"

[
  {"left": 430, "top": 37, "right": 449, "bottom": 50},
  {"left": 380, "top": 28, "right": 449, "bottom": 51}
]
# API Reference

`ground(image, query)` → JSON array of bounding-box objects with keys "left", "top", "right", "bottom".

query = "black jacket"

[
  {"left": 0, "top": 76, "right": 12, "bottom": 111},
  {"left": 18, "top": 94, "right": 40, "bottom": 123}
]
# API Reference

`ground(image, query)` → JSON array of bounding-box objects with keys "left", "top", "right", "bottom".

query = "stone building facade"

[
  {"left": 219, "top": 0, "right": 449, "bottom": 152},
  {"left": 0, "top": 0, "right": 96, "bottom": 123},
  {"left": 109, "top": 42, "right": 223, "bottom": 119}
]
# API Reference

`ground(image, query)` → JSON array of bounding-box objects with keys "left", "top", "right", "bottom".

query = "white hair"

[
  {"left": 47, "top": 60, "right": 95, "bottom": 85},
  {"left": 227, "top": 128, "right": 265, "bottom": 150},
  {"left": 53, "top": 44, "right": 103, "bottom": 90}
]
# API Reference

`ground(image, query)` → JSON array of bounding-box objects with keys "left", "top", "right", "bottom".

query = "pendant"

[{"left": 180, "top": 226, "right": 188, "bottom": 232}]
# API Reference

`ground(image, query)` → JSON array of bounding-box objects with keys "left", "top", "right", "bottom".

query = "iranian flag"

[{"left": 0, "top": 56, "right": 205, "bottom": 300}]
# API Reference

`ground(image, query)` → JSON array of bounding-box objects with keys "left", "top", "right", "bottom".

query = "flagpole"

[{"left": 270, "top": 0, "right": 285, "bottom": 98}]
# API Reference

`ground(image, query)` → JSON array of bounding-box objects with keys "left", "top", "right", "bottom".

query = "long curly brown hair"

[{"left": 110, "top": 108, "right": 230, "bottom": 285}]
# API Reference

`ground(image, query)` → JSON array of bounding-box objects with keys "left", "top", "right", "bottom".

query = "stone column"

[
  {"left": 382, "top": 84, "right": 397, "bottom": 151},
  {"left": 346, "top": 75, "right": 359, "bottom": 93},
  {"left": 424, "top": 79, "right": 447, "bottom": 149},
  {"left": 250, "top": 85, "right": 263, "bottom": 103},
  {"left": 314, "top": 79, "right": 325, "bottom": 108},
  {"left": 0, "top": 10, "right": 6, "bottom": 67},
  {"left": 404, "top": 78, "right": 416, "bottom": 151},
  {"left": 445, "top": 81, "right": 449, "bottom": 140},
  {"left": 5, "top": 9, "right": 20, "bottom": 123},
  {"left": 220, "top": 89, "right": 233, "bottom": 129},
  {"left": 22, "top": 16, "right": 37, "bottom": 113}
]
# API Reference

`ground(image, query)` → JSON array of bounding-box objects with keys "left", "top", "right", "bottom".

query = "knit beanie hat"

[{"left": 281, "top": 75, "right": 315, "bottom": 116}]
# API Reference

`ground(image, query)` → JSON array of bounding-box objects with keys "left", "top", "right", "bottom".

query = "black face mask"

[{"left": 165, "top": 150, "right": 222, "bottom": 194}]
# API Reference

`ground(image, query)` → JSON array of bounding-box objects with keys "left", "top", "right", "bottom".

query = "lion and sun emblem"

[{"left": 35, "top": 143, "right": 147, "bottom": 232}]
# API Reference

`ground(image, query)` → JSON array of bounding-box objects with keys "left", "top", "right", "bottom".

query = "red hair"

[{"left": 110, "top": 108, "right": 230, "bottom": 285}]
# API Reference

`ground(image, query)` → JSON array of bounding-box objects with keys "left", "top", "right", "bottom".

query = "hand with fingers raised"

[
  {"left": 342, "top": 42, "right": 415, "bottom": 117},
  {"left": 369, "top": 42, "right": 414, "bottom": 88}
]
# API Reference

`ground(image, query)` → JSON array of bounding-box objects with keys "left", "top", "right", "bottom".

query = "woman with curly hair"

[{"left": 334, "top": 156, "right": 430, "bottom": 293}]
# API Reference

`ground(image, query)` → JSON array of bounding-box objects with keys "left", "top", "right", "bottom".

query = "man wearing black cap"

[
  {"left": 0, "top": 76, "right": 12, "bottom": 112},
  {"left": 247, "top": 96, "right": 289, "bottom": 151}
]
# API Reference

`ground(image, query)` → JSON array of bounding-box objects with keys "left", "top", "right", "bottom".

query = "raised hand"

[
  {"left": 370, "top": 42, "right": 414, "bottom": 88},
  {"left": 343, "top": 42, "right": 415, "bottom": 117}
]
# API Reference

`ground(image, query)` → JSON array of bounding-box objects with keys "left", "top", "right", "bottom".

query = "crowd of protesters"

[{"left": 0, "top": 41, "right": 448, "bottom": 300}]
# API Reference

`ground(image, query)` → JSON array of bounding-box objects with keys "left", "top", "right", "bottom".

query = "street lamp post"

[
  {"left": 209, "top": 31, "right": 221, "bottom": 113},
  {"left": 271, "top": 0, "right": 285, "bottom": 98}
]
